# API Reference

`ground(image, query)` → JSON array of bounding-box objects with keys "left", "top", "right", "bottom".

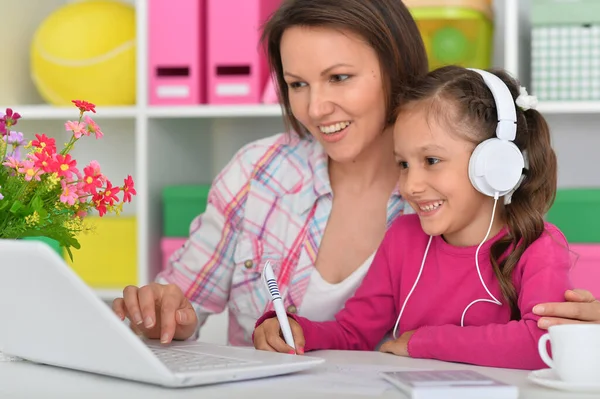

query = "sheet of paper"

[{"left": 239, "top": 362, "right": 430, "bottom": 395}]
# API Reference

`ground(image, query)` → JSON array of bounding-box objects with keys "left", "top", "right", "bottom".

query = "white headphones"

[
  {"left": 467, "top": 69, "right": 525, "bottom": 203},
  {"left": 391, "top": 69, "right": 526, "bottom": 339}
]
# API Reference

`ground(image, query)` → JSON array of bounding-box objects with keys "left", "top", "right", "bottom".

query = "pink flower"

[
  {"left": 83, "top": 164, "right": 103, "bottom": 193},
  {"left": 72, "top": 100, "right": 96, "bottom": 113},
  {"left": 53, "top": 154, "right": 77, "bottom": 178},
  {"left": 17, "top": 160, "right": 42, "bottom": 181},
  {"left": 3, "top": 156, "right": 21, "bottom": 169},
  {"left": 84, "top": 116, "right": 103, "bottom": 139},
  {"left": 75, "top": 209, "right": 87, "bottom": 218},
  {"left": 32, "top": 134, "right": 57, "bottom": 155},
  {"left": 92, "top": 192, "right": 108, "bottom": 217},
  {"left": 2, "top": 108, "right": 21, "bottom": 128},
  {"left": 60, "top": 180, "right": 78, "bottom": 206},
  {"left": 87, "top": 160, "right": 102, "bottom": 175},
  {"left": 65, "top": 120, "right": 88, "bottom": 139},
  {"left": 30, "top": 151, "right": 54, "bottom": 173},
  {"left": 101, "top": 180, "right": 120, "bottom": 205},
  {"left": 87, "top": 160, "right": 106, "bottom": 184},
  {"left": 122, "top": 175, "right": 136, "bottom": 203}
]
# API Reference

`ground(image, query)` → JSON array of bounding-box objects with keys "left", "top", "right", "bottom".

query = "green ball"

[{"left": 432, "top": 26, "right": 469, "bottom": 64}]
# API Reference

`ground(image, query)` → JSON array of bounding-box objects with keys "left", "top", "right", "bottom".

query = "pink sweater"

[{"left": 255, "top": 214, "right": 573, "bottom": 370}]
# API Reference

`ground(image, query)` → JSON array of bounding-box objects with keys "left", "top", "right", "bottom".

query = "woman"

[{"left": 112, "top": 0, "right": 600, "bottom": 346}]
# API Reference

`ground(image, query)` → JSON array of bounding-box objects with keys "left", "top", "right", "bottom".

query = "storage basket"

[
  {"left": 66, "top": 216, "right": 137, "bottom": 288},
  {"left": 531, "top": 0, "right": 600, "bottom": 101},
  {"left": 162, "top": 185, "right": 211, "bottom": 237},
  {"left": 405, "top": 0, "right": 494, "bottom": 70},
  {"left": 546, "top": 188, "right": 600, "bottom": 243}
]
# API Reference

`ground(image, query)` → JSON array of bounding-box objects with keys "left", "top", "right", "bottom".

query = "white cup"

[{"left": 538, "top": 324, "right": 600, "bottom": 384}]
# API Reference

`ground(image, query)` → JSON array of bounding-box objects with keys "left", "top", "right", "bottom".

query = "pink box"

[
  {"left": 148, "top": 0, "right": 206, "bottom": 105},
  {"left": 207, "top": 0, "right": 282, "bottom": 104},
  {"left": 261, "top": 74, "right": 278, "bottom": 103},
  {"left": 161, "top": 238, "right": 187, "bottom": 271},
  {"left": 570, "top": 244, "right": 600, "bottom": 298}
]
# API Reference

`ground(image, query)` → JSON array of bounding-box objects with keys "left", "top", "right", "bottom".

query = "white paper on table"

[{"left": 236, "top": 362, "right": 430, "bottom": 396}]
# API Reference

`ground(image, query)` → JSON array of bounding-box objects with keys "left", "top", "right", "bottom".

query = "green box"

[
  {"left": 162, "top": 185, "right": 211, "bottom": 237},
  {"left": 23, "top": 236, "right": 63, "bottom": 256},
  {"left": 546, "top": 189, "right": 600, "bottom": 243},
  {"left": 409, "top": 5, "right": 493, "bottom": 71}
]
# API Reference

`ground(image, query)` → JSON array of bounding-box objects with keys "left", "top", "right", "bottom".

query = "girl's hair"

[
  {"left": 261, "top": 0, "right": 429, "bottom": 137},
  {"left": 397, "top": 65, "right": 557, "bottom": 320}
]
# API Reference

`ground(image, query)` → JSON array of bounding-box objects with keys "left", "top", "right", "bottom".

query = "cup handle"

[{"left": 538, "top": 333, "right": 554, "bottom": 369}]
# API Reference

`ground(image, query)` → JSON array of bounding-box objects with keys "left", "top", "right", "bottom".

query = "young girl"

[
  {"left": 253, "top": 65, "right": 573, "bottom": 370},
  {"left": 113, "top": 0, "right": 598, "bottom": 349}
]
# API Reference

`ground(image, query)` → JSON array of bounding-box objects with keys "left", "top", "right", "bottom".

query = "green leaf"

[
  {"left": 9, "top": 200, "right": 23, "bottom": 214},
  {"left": 65, "top": 247, "right": 74, "bottom": 262},
  {"left": 0, "top": 200, "right": 11, "bottom": 211},
  {"left": 31, "top": 196, "right": 44, "bottom": 212}
]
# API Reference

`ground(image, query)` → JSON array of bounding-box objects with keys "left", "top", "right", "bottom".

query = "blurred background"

[{"left": 2, "top": 0, "right": 599, "bottom": 344}]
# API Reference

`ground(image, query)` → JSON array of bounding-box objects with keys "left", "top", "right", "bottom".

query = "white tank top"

[{"left": 298, "top": 253, "right": 375, "bottom": 322}]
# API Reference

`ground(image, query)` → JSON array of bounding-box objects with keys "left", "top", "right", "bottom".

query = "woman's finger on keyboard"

[
  {"left": 159, "top": 285, "right": 183, "bottom": 343},
  {"left": 111, "top": 298, "right": 126, "bottom": 320},
  {"left": 138, "top": 285, "right": 158, "bottom": 330},
  {"left": 173, "top": 296, "right": 198, "bottom": 340},
  {"left": 123, "top": 285, "right": 143, "bottom": 326},
  {"left": 175, "top": 307, "right": 196, "bottom": 326}
]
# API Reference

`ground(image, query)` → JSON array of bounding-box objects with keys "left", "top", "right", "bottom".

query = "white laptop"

[{"left": 0, "top": 240, "right": 324, "bottom": 387}]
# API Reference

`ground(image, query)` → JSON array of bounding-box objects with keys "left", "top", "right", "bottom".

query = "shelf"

[
  {"left": 537, "top": 101, "right": 600, "bottom": 115},
  {"left": 2, "top": 105, "right": 139, "bottom": 120},
  {"left": 146, "top": 104, "right": 283, "bottom": 118},
  {"left": 95, "top": 288, "right": 123, "bottom": 301}
]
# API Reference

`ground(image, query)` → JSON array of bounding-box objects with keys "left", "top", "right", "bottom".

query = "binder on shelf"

[
  {"left": 207, "top": 0, "right": 282, "bottom": 104},
  {"left": 262, "top": 74, "right": 278, "bottom": 104},
  {"left": 148, "top": 0, "right": 206, "bottom": 105}
]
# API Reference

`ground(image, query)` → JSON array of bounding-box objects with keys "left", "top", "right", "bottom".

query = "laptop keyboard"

[{"left": 149, "top": 346, "right": 258, "bottom": 374}]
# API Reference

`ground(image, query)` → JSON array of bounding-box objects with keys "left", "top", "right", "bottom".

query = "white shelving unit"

[
  {"left": 504, "top": 0, "right": 600, "bottom": 191},
  {"left": 4, "top": 0, "right": 599, "bottom": 304},
  {"left": 129, "top": 0, "right": 288, "bottom": 297}
]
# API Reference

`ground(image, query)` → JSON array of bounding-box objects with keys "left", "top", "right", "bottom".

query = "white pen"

[{"left": 263, "top": 260, "right": 296, "bottom": 351}]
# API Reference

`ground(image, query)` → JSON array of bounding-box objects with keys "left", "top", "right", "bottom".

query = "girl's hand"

[
  {"left": 379, "top": 330, "right": 416, "bottom": 357},
  {"left": 534, "top": 289, "right": 600, "bottom": 329},
  {"left": 253, "top": 317, "right": 305, "bottom": 354}
]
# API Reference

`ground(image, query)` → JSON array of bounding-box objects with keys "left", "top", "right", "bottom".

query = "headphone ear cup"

[{"left": 469, "top": 138, "right": 525, "bottom": 198}]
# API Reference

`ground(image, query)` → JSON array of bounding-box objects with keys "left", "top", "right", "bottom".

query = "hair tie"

[{"left": 515, "top": 86, "right": 538, "bottom": 111}]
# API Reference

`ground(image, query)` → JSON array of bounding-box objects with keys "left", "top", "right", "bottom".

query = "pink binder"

[
  {"left": 207, "top": 0, "right": 282, "bottom": 104},
  {"left": 148, "top": 0, "right": 206, "bottom": 105}
]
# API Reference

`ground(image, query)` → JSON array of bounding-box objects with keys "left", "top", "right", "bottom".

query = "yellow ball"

[{"left": 31, "top": 0, "right": 136, "bottom": 106}]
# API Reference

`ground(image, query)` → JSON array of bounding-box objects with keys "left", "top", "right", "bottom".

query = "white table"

[{"left": 0, "top": 350, "right": 585, "bottom": 398}]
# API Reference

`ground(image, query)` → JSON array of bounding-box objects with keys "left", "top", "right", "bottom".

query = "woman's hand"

[
  {"left": 253, "top": 317, "right": 305, "bottom": 354},
  {"left": 112, "top": 283, "right": 198, "bottom": 343},
  {"left": 379, "top": 330, "right": 416, "bottom": 357},
  {"left": 533, "top": 289, "right": 600, "bottom": 329}
]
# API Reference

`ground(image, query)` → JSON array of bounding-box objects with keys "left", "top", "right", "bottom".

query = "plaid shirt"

[{"left": 156, "top": 132, "right": 407, "bottom": 346}]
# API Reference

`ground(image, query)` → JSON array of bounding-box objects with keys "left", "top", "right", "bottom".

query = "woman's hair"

[
  {"left": 397, "top": 65, "right": 557, "bottom": 320},
  {"left": 261, "top": 0, "right": 429, "bottom": 137}
]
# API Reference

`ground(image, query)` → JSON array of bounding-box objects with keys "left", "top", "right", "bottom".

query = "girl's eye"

[
  {"left": 288, "top": 81, "right": 307, "bottom": 89},
  {"left": 397, "top": 161, "right": 409, "bottom": 169},
  {"left": 330, "top": 74, "right": 350, "bottom": 83},
  {"left": 427, "top": 157, "right": 440, "bottom": 165}
]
